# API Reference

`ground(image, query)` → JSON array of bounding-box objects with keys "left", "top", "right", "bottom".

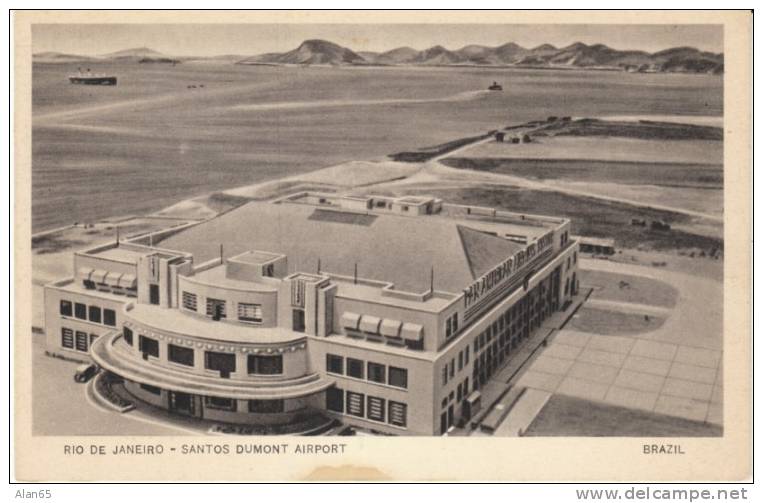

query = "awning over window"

[
  {"left": 77, "top": 267, "right": 94, "bottom": 280},
  {"left": 119, "top": 273, "right": 137, "bottom": 289},
  {"left": 359, "top": 315, "right": 381, "bottom": 334},
  {"left": 340, "top": 312, "right": 361, "bottom": 331},
  {"left": 401, "top": 323, "right": 424, "bottom": 342},
  {"left": 104, "top": 271, "right": 123, "bottom": 287},
  {"left": 91, "top": 269, "right": 108, "bottom": 284},
  {"left": 379, "top": 319, "right": 402, "bottom": 338}
]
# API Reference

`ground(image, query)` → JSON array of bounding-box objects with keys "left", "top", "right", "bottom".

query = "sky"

[{"left": 32, "top": 24, "right": 723, "bottom": 57}]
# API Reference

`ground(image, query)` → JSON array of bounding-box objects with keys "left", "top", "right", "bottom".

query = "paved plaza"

[
  {"left": 514, "top": 258, "right": 723, "bottom": 429},
  {"left": 517, "top": 330, "right": 722, "bottom": 425}
]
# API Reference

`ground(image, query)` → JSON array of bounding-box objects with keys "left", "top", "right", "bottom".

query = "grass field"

[
  {"left": 570, "top": 307, "right": 666, "bottom": 336},
  {"left": 581, "top": 270, "right": 679, "bottom": 307},
  {"left": 418, "top": 186, "right": 723, "bottom": 253},
  {"left": 525, "top": 395, "right": 721, "bottom": 437},
  {"left": 452, "top": 135, "right": 722, "bottom": 166},
  {"left": 442, "top": 156, "right": 722, "bottom": 190}
]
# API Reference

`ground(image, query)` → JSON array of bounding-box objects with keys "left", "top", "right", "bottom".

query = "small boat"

[
  {"left": 68, "top": 68, "right": 117, "bottom": 86},
  {"left": 488, "top": 81, "right": 503, "bottom": 91}
]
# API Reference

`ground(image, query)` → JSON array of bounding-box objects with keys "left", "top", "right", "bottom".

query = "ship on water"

[{"left": 69, "top": 68, "right": 117, "bottom": 86}]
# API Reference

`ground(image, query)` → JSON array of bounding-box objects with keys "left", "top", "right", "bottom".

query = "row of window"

[
  {"left": 326, "top": 354, "right": 407, "bottom": 389},
  {"left": 61, "top": 328, "right": 99, "bottom": 353},
  {"left": 82, "top": 280, "right": 136, "bottom": 297},
  {"left": 471, "top": 278, "right": 556, "bottom": 391},
  {"left": 473, "top": 294, "right": 541, "bottom": 355},
  {"left": 60, "top": 300, "right": 116, "bottom": 327},
  {"left": 442, "top": 376, "right": 471, "bottom": 409},
  {"left": 566, "top": 252, "right": 577, "bottom": 271},
  {"left": 441, "top": 345, "right": 471, "bottom": 386},
  {"left": 124, "top": 328, "right": 283, "bottom": 377},
  {"left": 326, "top": 387, "right": 407, "bottom": 428},
  {"left": 181, "top": 292, "right": 264, "bottom": 324},
  {"left": 138, "top": 385, "right": 285, "bottom": 413}
]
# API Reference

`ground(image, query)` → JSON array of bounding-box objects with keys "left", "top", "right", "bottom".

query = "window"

[
  {"left": 367, "top": 362, "right": 385, "bottom": 384},
  {"left": 247, "top": 355, "right": 283, "bottom": 375},
  {"left": 182, "top": 291, "right": 197, "bottom": 312},
  {"left": 452, "top": 313, "right": 459, "bottom": 333},
  {"left": 442, "top": 366, "right": 448, "bottom": 386},
  {"left": 292, "top": 309, "right": 305, "bottom": 332},
  {"left": 168, "top": 344, "right": 194, "bottom": 367},
  {"left": 389, "top": 401, "right": 407, "bottom": 427},
  {"left": 138, "top": 336, "right": 159, "bottom": 358},
  {"left": 326, "top": 354, "right": 344, "bottom": 375},
  {"left": 465, "top": 346, "right": 470, "bottom": 365},
  {"left": 149, "top": 284, "right": 160, "bottom": 305},
  {"left": 205, "top": 351, "right": 236, "bottom": 378},
  {"left": 458, "top": 350, "right": 463, "bottom": 371},
  {"left": 75, "top": 331, "right": 88, "bottom": 352},
  {"left": 60, "top": 300, "right": 72, "bottom": 316},
  {"left": 446, "top": 317, "right": 452, "bottom": 338},
  {"left": 61, "top": 328, "right": 74, "bottom": 349},
  {"left": 367, "top": 396, "right": 386, "bottom": 422},
  {"left": 140, "top": 383, "right": 161, "bottom": 395},
  {"left": 204, "top": 396, "right": 237, "bottom": 412},
  {"left": 573, "top": 251, "right": 578, "bottom": 264},
  {"left": 237, "top": 303, "right": 263, "bottom": 323},
  {"left": 346, "top": 391, "right": 365, "bottom": 417},
  {"left": 405, "top": 338, "right": 424, "bottom": 351},
  {"left": 123, "top": 326, "right": 133, "bottom": 346},
  {"left": 103, "top": 309, "right": 116, "bottom": 327},
  {"left": 89, "top": 333, "right": 99, "bottom": 346},
  {"left": 326, "top": 386, "right": 344, "bottom": 413},
  {"left": 88, "top": 305, "right": 101, "bottom": 323},
  {"left": 248, "top": 399, "right": 284, "bottom": 414},
  {"left": 457, "top": 383, "right": 463, "bottom": 402},
  {"left": 206, "top": 298, "right": 226, "bottom": 319},
  {"left": 388, "top": 366, "right": 408, "bottom": 389},
  {"left": 449, "top": 359, "right": 455, "bottom": 378},
  {"left": 74, "top": 303, "right": 87, "bottom": 320},
  {"left": 347, "top": 358, "right": 364, "bottom": 379}
]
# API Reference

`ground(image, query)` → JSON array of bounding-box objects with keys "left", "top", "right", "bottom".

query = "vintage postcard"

[{"left": 13, "top": 10, "right": 751, "bottom": 481}]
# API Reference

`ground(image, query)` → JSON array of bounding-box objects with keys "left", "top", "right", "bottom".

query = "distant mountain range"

[
  {"left": 34, "top": 47, "right": 181, "bottom": 64},
  {"left": 238, "top": 39, "right": 724, "bottom": 74},
  {"left": 34, "top": 40, "right": 724, "bottom": 74}
]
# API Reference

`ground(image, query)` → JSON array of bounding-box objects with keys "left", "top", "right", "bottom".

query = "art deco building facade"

[{"left": 44, "top": 193, "right": 579, "bottom": 435}]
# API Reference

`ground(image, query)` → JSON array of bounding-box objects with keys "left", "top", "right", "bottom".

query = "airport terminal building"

[{"left": 44, "top": 192, "right": 579, "bottom": 435}]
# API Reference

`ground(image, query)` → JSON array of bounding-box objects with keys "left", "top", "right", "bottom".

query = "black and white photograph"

[{"left": 12, "top": 9, "right": 752, "bottom": 483}]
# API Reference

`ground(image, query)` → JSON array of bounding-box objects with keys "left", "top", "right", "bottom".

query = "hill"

[
  {"left": 237, "top": 39, "right": 366, "bottom": 65},
  {"left": 100, "top": 47, "right": 180, "bottom": 64},
  {"left": 32, "top": 51, "right": 96, "bottom": 63},
  {"left": 237, "top": 39, "right": 723, "bottom": 74}
]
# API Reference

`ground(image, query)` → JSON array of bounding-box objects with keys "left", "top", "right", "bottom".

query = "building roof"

[
  {"left": 158, "top": 201, "right": 527, "bottom": 294},
  {"left": 81, "top": 246, "right": 149, "bottom": 264}
]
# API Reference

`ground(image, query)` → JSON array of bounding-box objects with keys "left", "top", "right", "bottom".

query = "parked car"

[{"left": 74, "top": 363, "right": 99, "bottom": 383}]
